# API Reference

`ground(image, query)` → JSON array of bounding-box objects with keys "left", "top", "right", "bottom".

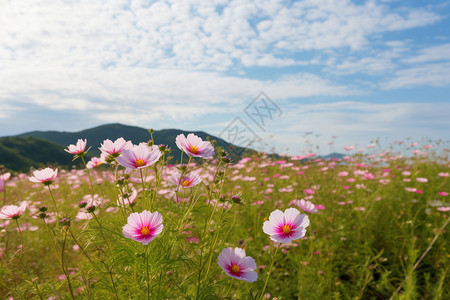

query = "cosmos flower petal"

[
  {"left": 123, "top": 210, "right": 163, "bottom": 245},
  {"left": 217, "top": 247, "right": 258, "bottom": 283}
]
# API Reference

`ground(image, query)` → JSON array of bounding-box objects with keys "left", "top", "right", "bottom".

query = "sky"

[{"left": 1, "top": 0, "right": 449, "bottom": 155}]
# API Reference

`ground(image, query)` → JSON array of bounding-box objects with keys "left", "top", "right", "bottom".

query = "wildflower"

[
  {"left": 170, "top": 171, "right": 202, "bottom": 189},
  {"left": 304, "top": 189, "right": 315, "bottom": 195},
  {"left": 0, "top": 172, "right": 11, "bottom": 181},
  {"left": 289, "top": 199, "right": 317, "bottom": 213},
  {"left": 0, "top": 204, "right": 26, "bottom": 219},
  {"left": 217, "top": 247, "right": 257, "bottom": 282},
  {"left": 65, "top": 139, "right": 87, "bottom": 156},
  {"left": 99, "top": 137, "right": 133, "bottom": 162},
  {"left": 116, "top": 143, "right": 161, "bottom": 170},
  {"left": 122, "top": 210, "right": 163, "bottom": 245},
  {"left": 438, "top": 192, "right": 448, "bottom": 196},
  {"left": 175, "top": 133, "right": 214, "bottom": 158},
  {"left": 263, "top": 208, "right": 310, "bottom": 243},
  {"left": 437, "top": 207, "right": 450, "bottom": 212},
  {"left": 416, "top": 177, "right": 428, "bottom": 183},
  {"left": 86, "top": 157, "right": 102, "bottom": 169},
  {"left": 29, "top": 168, "right": 58, "bottom": 185}
]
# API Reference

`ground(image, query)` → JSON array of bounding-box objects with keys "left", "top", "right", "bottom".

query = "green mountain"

[
  {"left": 0, "top": 136, "right": 85, "bottom": 173},
  {"left": 0, "top": 123, "right": 248, "bottom": 172}
]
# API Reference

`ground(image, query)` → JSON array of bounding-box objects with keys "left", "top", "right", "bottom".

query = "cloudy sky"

[{"left": 1, "top": 0, "right": 449, "bottom": 155}]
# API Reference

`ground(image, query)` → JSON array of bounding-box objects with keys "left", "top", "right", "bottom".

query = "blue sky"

[{"left": 0, "top": 0, "right": 449, "bottom": 155}]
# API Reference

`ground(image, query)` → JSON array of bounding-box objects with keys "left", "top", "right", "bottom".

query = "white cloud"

[
  {"left": 402, "top": 43, "right": 450, "bottom": 64},
  {"left": 237, "top": 101, "right": 450, "bottom": 154},
  {"left": 382, "top": 62, "right": 450, "bottom": 89},
  {"left": 0, "top": 0, "right": 442, "bottom": 72}
]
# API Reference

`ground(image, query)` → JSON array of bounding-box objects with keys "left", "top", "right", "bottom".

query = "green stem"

[
  {"left": 15, "top": 219, "right": 44, "bottom": 300},
  {"left": 146, "top": 246, "right": 150, "bottom": 300},
  {"left": 91, "top": 213, "right": 120, "bottom": 299},
  {"left": 81, "top": 155, "right": 96, "bottom": 203},
  {"left": 196, "top": 249, "right": 203, "bottom": 299},
  {"left": 203, "top": 209, "right": 229, "bottom": 281},
  {"left": 47, "top": 185, "right": 60, "bottom": 220},
  {"left": 68, "top": 228, "right": 95, "bottom": 268},
  {"left": 61, "top": 229, "right": 76, "bottom": 300},
  {"left": 42, "top": 219, "right": 62, "bottom": 265},
  {"left": 140, "top": 169, "right": 147, "bottom": 209},
  {"left": 259, "top": 244, "right": 281, "bottom": 300}
]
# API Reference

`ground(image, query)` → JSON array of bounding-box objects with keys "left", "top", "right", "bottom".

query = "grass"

[{"left": 0, "top": 139, "right": 448, "bottom": 299}]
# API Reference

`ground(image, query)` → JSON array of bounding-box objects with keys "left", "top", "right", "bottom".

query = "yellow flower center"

[
  {"left": 140, "top": 226, "right": 150, "bottom": 236},
  {"left": 189, "top": 145, "right": 199, "bottom": 154},
  {"left": 181, "top": 180, "right": 190, "bottom": 187},
  {"left": 135, "top": 159, "right": 145, "bottom": 167},
  {"left": 231, "top": 264, "right": 240, "bottom": 274},
  {"left": 282, "top": 224, "right": 291, "bottom": 234}
]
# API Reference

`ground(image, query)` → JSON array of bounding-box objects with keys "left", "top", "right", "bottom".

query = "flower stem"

[
  {"left": 81, "top": 155, "right": 96, "bottom": 203},
  {"left": 140, "top": 169, "right": 148, "bottom": 209},
  {"left": 15, "top": 219, "right": 44, "bottom": 300},
  {"left": 259, "top": 244, "right": 281, "bottom": 300},
  {"left": 61, "top": 228, "right": 76, "bottom": 300},
  {"left": 47, "top": 185, "right": 60, "bottom": 220},
  {"left": 145, "top": 245, "right": 150, "bottom": 300}
]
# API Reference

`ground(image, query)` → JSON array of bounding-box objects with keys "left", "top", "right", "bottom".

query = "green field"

[{"left": 0, "top": 138, "right": 448, "bottom": 299}]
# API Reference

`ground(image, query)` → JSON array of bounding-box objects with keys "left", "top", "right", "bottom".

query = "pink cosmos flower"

[
  {"left": 416, "top": 177, "right": 428, "bottom": 183},
  {"left": 315, "top": 204, "right": 325, "bottom": 210},
  {"left": 0, "top": 172, "right": 11, "bottom": 181},
  {"left": 86, "top": 157, "right": 102, "bottom": 169},
  {"left": 344, "top": 146, "right": 354, "bottom": 151},
  {"left": 29, "top": 168, "right": 58, "bottom": 185},
  {"left": 0, "top": 180, "right": 3, "bottom": 192},
  {"left": 65, "top": 139, "right": 87, "bottom": 155},
  {"left": 437, "top": 207, "right": 450, "bottom": 212},
  {"left": 217, "top": 247, "right": 257, "bottom": 282},
  {"left": 263, "top": 208, "right": 310, "bottom": 243},
  {"left": 438, "top": 192, "right": 448, "bottom": 196},
  {"left": 116, "top": 144, "right": 161, "bottom": 170},
  {"left": 0, "top": 204, "right": 26, "bottom": 219},
  {"left": 170, "top": 171, "right": 202, "bottom": 189},
  {"left": 337, "top": 171, "right": 348, "bottom": 177},
  {"left": 438, "top": 172, "right": 449, "bottom": 177},
  {"left": 304, "top": 189, "right": 315, "bottom": 195},
  {"left": 122, "top": 210, "right": 163, "bottom": 245},
  {"left": 99, "top": 137, "right": 133, "bottom": 162},
  {"left": 175, "top": 133, "right": 215, "bottom": 158},
  {"left": 423, "top": 144, "right": 433, "bottom": 149},
  {"left": 289, "top": 199, "right": 317, "bottom": 213}
]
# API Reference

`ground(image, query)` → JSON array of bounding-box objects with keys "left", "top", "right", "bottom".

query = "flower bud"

[
  {"left": 232, "top": 195, "right": 241, "bottom": 203},
  {"left": 86, "top": 205, "right": 96, "bottom": 213},
  {"left": 59, "top": 217, "right": 71, "bottom": 228}
]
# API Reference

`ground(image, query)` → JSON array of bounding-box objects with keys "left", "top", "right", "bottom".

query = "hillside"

[
  {"left": 2, "top": 123, "right": 247, "bottom": 172},
  {"left": 0, "top": 136, "right": 85, "bottom": 172}
]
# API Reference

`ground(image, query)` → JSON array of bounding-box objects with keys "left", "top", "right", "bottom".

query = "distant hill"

[
  {"left": 0, "top": 136, "right": 85, "bottom": 172},
  {"left": 1, "top": 123, "right": 247, "bottom": 172}
]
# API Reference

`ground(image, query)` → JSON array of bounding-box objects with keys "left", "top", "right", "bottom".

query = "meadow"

[{"left": 0, "top": 134, "right": 448, "bottom": 300}]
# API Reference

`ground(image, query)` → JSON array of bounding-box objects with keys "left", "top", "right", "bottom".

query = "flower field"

[{"left": 0, "top": 134, "right": 449, "bottom": 299}]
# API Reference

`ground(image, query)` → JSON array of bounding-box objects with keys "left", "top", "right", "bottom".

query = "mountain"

[
  {"left": 1, "top": 123, "right": 248, "bottom": 172},
  {"left": 0, "top": 136, "right": 85, "bottom": 172}
]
